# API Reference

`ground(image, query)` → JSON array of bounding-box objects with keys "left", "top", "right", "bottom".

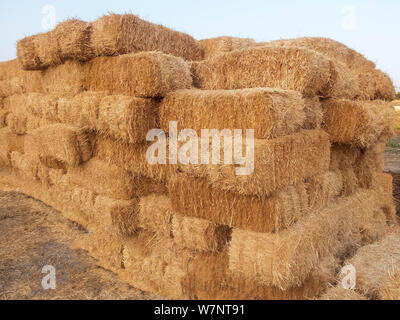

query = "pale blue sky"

[{"left": 0, "top": 0, "right": 399, "bottom": 90}]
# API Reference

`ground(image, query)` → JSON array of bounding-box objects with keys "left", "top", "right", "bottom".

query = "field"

[{"left": 0, "top": 189, "right": 160, "bottom": 300}]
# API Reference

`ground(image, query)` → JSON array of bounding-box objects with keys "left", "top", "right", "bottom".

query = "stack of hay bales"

[{"left": 0, "top": 14, "right": 398, "bottom": 299}]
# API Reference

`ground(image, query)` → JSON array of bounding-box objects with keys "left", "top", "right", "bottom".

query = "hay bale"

[
  {"left": 192, "top": 46, "right": 354, "bottom": 98},
  {"left": 91, "top": 13, "right": 203, "bottom": 61},
  {"left": 322, "top": 99, "right": 397, "bottom": 147},
  {"left": 25, "top": 124, "right": 92, "bottom": 168},
  {"left": 122, "top": 231, "right": 195, "bottom": 299},
  {"left": 6, "top": 113, "right": 27, "bottom": 135},
  {"left": 67, "top": 158, "right": 165, "bottom": 200},
  {"left": 169, "top": 171, "right": 342, "bottom": 234},
  {"left": 268, "top": 37, "right": 376, "bottom": 71},
  {"left": 319, "top": 287, "right": 368, "bottom": 300},
  {"left": 303, "top": 97, "right": 323, "bottom": 130},
  {"left": 25, "top": 93, "right": 60, "bottom": 122},
  {"left": 172, "top": 214, "right": 231, "bottom": 253},
  {"left": 199, "top": 36, "right": 257, "bottom": 59},
  {"left": 75, "top": 231, "right": 124, "bottom": 273},
  {"left": 268, "top": 37, "right": 395, "bottom": 101},
  {"left": 17, "top": 36, "right": 42, "bottom": 70},
  {"left": 84, "top": 52, "right": 191, "bottom": 97},
  {"left": 380, "top": 270, "right": 400, "bottom": 300},
  {"left": 57, "top": 91, "right": 104, "bottom": 127},
  {"left": 17, "top": 19, "right": 94, "bottom": 70},
  {"left": 373, "top": 70, "right": 396, "bottom": 101},
  {"left": 138, "top": 194, "right": 173, "bottom": 238},
  {"left": 182, "top": 129, "right": 331, "bottom": 196},
  {"left": 94, "top": 135, "right": 174, "bottom": 183},
  {"left": 169, "top": 174, "right": 308, "bottom": 233},
  {"left": 182, "top": 250, "right": 338, "bottom": 300},
  {"left": 41, "top": 60, "right": 85, "bottom": 96},
  {"left": 345, "top": 234, "right": 400, "bottom": 299},
  {"left": 228, "top": 189, "right": 392, "bottom": 290},
  {"left": 58, "top": 92, "right": 159, "bottom": 143},
  {"left": 0, "top": 60, "right": 43, "bottom": 95},
  {"left": 160, "top": 88, "right": 306, "bottom": 139},
  {"left": 53, "top": 19, "right": 94, "bottom": 63}
]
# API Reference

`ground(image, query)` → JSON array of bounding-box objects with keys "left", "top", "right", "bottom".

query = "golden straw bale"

[
  {"left": 182, "top": 250, "right": 339, "bottom": 300},
  {"left": 25, "top": 124, "right": 92, "bottom": 168},
  {"left": 41, "top": 60, "right": 86, "bottom": 96},
  {"left": 0, "top": 60, "right": 43, "bottom": 94},
  {"left": 122, "top": 231, "right": 195, "bottom": 299},
  {"left": 53, "top": 19, "right": 94, "bottom": 63},
  {"left": 380, "top": 270, "right": 400, "bottom": 300},
  {"left": 97, "top": 95, "right": 159, "bottom": 143},
  {"left": 182, "top": 129, "right": 331, "bottom": 196},
  {"left": 84, "top": 52, "right": 191, "bottom": 97},
  {"left": 25, "top": 93, "right": 59, "bottom": 122},
  {"left": 228, "top": 189, "right": 392, "bottom": 290},
  {"left": 67, "top": 158, "right": 166, "bottom": 200},
  {"left": 373, "top": 70, "right": 396, "bottom": 101},
  {"left": 345, "top": 234, "right": 400, "bottom": 299},
  {"left": 319, "top": 287, "right": 368, "bottom": 300},
  {"left": 160, "top": 88, "right": 306, "bottom": 139},
  {"left": 56, "top": 177, "right": 139, "bottom": 235},
  {"left": 268, "top": 37, "right": 395, "bottom": 100},
  {"left": 303, "top": 97, "right": 323, "bottom": 129},
  {"left": 169, "top": 174, "right": 308, "bottom": 233},
  {"left": 193, "top": 46, "right": 352, "bottom": 98},
  {"left": 172, "top": 214, "right": 231, "bottom": 253},
  {"left": 199, "top": 36, "right": 257, "bottom": 59},
  {"left": 322, "top": 99, "right": 397, "bottom": 148},
  {"left": 140, "top": 192, "right": 263, "bottom": 253},
  {"left": 329, "top": 144, "right": 360, "bottom": 196},
  {"left": 33, "top": 32, "right": 62, "bottom": 69},
  {"left": 169, "top": 171, "right": 342, "bottom": 233},
  {"left": 91, "top": 13, "right": 203, "bottom": 61},
  {"left": 94, "top": 135, "right": 173, "bottom": 183},
  {"left": 57, "top": 91, "right": 104, "bottom": 127},
  {"left": 268, "top": 37, "right": 376, "bottom": 71},
  {"left": 138, "top": 194, "right": 173, "bottom": 238},
  {"left": 17, "top": 36, "right": 42, "bottom": 70}
]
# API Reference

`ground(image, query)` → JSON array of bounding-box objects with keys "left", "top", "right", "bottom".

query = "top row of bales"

[
  {"left": 17, "top": 14, "right": 204, "bottom": 70},
  {"left": 16, "top": 14, "right": 396, "bottom": 101}
]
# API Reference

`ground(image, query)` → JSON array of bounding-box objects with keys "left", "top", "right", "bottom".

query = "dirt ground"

[
  {"left": 0, "top": 191, "right": 160, "bottom": 300},
  {"left": 0, "top": 144, "right": 399, "bottom": 300}
]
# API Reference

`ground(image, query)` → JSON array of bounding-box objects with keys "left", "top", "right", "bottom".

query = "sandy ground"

[
  {"left": 0, "top": 191, "right": 160, "bottom": 300},
  {"left": 0, "top": 144, "right": 399, "bottom": 300}
]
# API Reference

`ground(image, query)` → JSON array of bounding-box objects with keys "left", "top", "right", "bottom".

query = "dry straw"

[
  {"left": 41, "top": 60, "right": 86, "bottom": 96},
  {"left": 91, "top": 13, "right": 204, "bottom": 61},
  {"left": 322, "top": 99, "right": 397, "bottom": 148},
  {"left": 380, "top": 270, "right": 400, "bottom": 300},
  {"left": 67, "top": 158, "right": 166, "bottom": 201},
  {"left": 181, "top": 130, "right": 331, "bottom": 196},
  {"left": 228, "top": 189, "right": 392, "bottom": 290},
  {"left": 345, "top": 234, "right": 400, "bottom": 299},
  {"left": 160, "top": 88, "right": 306, "bottom": 139},
  {"left": 199, "top": 36, "right": 257, "bottom": 59},
  {"left": 84, "top": 52, "right": 192, "bottom": 97},
  {"left": 268, "top": 37, "right": 395, "bottom": 100},
  {"left": 182, "top": 250, "right": 339, "bottom": 300},
  {"left": 25, "top": 124, "right": 92, "bottom": 168},
  {"left": 192, "top": 46, "right": 355, "bottom": 98},
  {"left": 169, "top": 171, "right": 342, "bottom": 233},
  {"left": 319, "top": 288, "right": 367, "bottom": 300}
]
